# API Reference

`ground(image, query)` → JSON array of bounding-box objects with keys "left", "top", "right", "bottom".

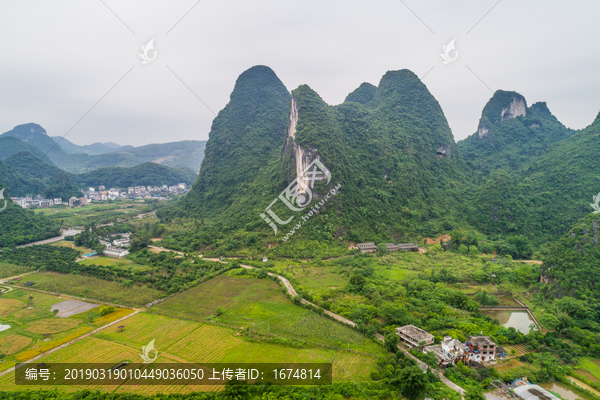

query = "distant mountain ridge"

[
  {"left": 50, "top": 137, "right": 123, "bottom": 155},
  {"left": 0, "top": 150, "right": 197, "bottom": 199},
  {"left": 1, "top": 123, "right": 206, "bottom": 173}
]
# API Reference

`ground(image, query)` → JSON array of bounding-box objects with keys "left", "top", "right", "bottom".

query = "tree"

[
  {"left": 465, "top": 385, "right": 485, "bottom": 400},
  {"left": 395, "top": 365, "right": 429, "bottom": 400},
  {"left": 384, "top": 332, "right": 399, "bottom": 353}
]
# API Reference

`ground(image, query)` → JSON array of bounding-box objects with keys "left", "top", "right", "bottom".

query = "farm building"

[
  {"left": 386, "top": 243, "right": 419, "bottom": 252},
  {"left": 357, "top": 242, "right": 419, "bottom": 253},
  {"left": 512, "top": 384, "right": 559, "bottom": 400},
  {"left": 357, "top": 243, "right": 377, "bottom": 253},
  {"left": 103, "top": 246, "right": 129, "bottom": 258},
  {"left": 395, "top": 325, "right": 434, "bottom": 348}
]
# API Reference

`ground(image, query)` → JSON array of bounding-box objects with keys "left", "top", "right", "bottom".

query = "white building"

[
  {"left": 89, "top": 187, "right": 95, "bottom": 192},
  {"left": 99, "top": 185, "right": 105, "bottom": 191},
  {"left": 103, "top": 246, "right": 129, "bottom": 258},
  {"left": 54, "top": 198, "right": 62, "bottom": 205}
]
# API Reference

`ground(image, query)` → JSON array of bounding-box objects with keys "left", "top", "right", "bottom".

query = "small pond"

[
  {"left": 539, "top": 382, "right": 583, "bottom": 400},
  {"left": 483, "top": 310, "right": 535, "bottom": 333}
]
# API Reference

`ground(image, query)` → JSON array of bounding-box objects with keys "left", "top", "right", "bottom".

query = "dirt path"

[
  {"left": 0, "top": 271, "right": 35, "bottom": 284},
  {"left": 0, "top": 310, "right": 140, "bottom": 378},
  {"left": 148, "top": 245, "right": 184, "bottom": 255}
]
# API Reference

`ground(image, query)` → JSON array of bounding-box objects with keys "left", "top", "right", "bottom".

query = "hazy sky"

[{"left": 1, "top": 1, "right": 599, "bottom": 146}]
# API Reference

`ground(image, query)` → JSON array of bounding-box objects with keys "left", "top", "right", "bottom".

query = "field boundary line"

[
  {"left": 7, "top": 284, "right": 145, "bottom": 310},
  {"left": 0, "top": 310, "right": 141, "bottom": 378}
]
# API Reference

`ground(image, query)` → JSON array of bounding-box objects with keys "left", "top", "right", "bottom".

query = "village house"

[
  {"left": 468, "top": 336, "right": 497, "bottom": 362},
  {"left": 395, "top": 325, "right": 434, "bottom": 348}
]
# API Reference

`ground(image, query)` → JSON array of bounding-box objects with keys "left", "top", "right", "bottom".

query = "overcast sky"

[{"left": 1, "top": 0, "right": 599, "bottom": 146}]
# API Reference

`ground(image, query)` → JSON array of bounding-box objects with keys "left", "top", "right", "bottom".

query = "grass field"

[
  {"left": 0, "top": 288, "right": 133, "bottom": 371},
  {"left": 34, "top": 201, "right": 147, "bottom": 226},
  {"left": 0, "top": 312, "right": 378, "bottom": 394},
  {"left": 0, "top": 262, "right": 33, "bottom": 279},
  {"left": 154, "top": 275, "right": 382, "bottom": 353},
  {"left": 15, "top": 272, "right": 161, "bottom": 306},
  {"left": 78, "top": 256, "right": 148, "bottom": 270},
  {"left": 574, "top": 358, "right": 600, "bottom": 383}
]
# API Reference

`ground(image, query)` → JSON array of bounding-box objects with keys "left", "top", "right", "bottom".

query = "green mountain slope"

[
  {"left": 167, "top": 65, "right": 292, "bottom": 222},
  {"left": 0, "top": 180, "right": 60, "bottom": 247},
  {"left": 71, "top": 162, "right": 197, "bottom": 189},
  {"left": 0, "top": 136, "right": 53, "bottom": 164},
  {"left": 542, "top": 212, "right": 600, "bottom": 302},
  {"left": 458, "top": 91, "right": 574, "bottom": 178},
  {"left": 0, "top": 152, "right": 81, "bottom": 200},
  {"left": 164, "top": 66, "right": 474, "bottom": 250},
  {"left": 518, "top": 113, "right": 600, "bottom": 238}
]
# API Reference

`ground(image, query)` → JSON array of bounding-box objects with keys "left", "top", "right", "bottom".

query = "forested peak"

[
  {"left": 369, "top": 69, "right": 430, "bottom": 108},
  {"left": 344, "top": 82, "right": 377, "bottom": 104},
  {"left": 477, "top": 90, "right": 527, "bottom": 138},
  {"left": 2, "top": 122, "right": 47, "bottom": 136},
  {"left": 227, "top": 65, "right": 289, "bottom": 106},
  {"left": 530, "top": 101, "right": 551, "bottom": 115}
]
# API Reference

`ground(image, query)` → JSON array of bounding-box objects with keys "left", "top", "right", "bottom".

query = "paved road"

[{"left": 0, "top": 311, "right": 140, "bottom": 378}]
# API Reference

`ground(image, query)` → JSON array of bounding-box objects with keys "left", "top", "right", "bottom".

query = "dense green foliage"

[
  {"left": 0, "top": 181, "right": 60, "bottom": 247},
  {"left": 344, "top": 82, "right": 377, "bottom": 104},
  {"left": 0, "top": 135, "right": 52, "bottom": 163},
  {"left": 71, "top": 162, "right": 197, "bottom": 188},
  {"left": 542, "top": 213, "right": 600, "bottom": 302}
]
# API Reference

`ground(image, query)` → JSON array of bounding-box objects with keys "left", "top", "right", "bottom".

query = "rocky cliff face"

[{"left": 477, "top": 91, "right": 527, "bottom": 138}]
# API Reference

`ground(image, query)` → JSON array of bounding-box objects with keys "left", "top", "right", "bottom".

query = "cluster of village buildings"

[
  {"left": 395, "top": 324, "right": 505, "bottom": 367},
  {"left": 11, "top": 183, "right": 188, "bottom": 209}
]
